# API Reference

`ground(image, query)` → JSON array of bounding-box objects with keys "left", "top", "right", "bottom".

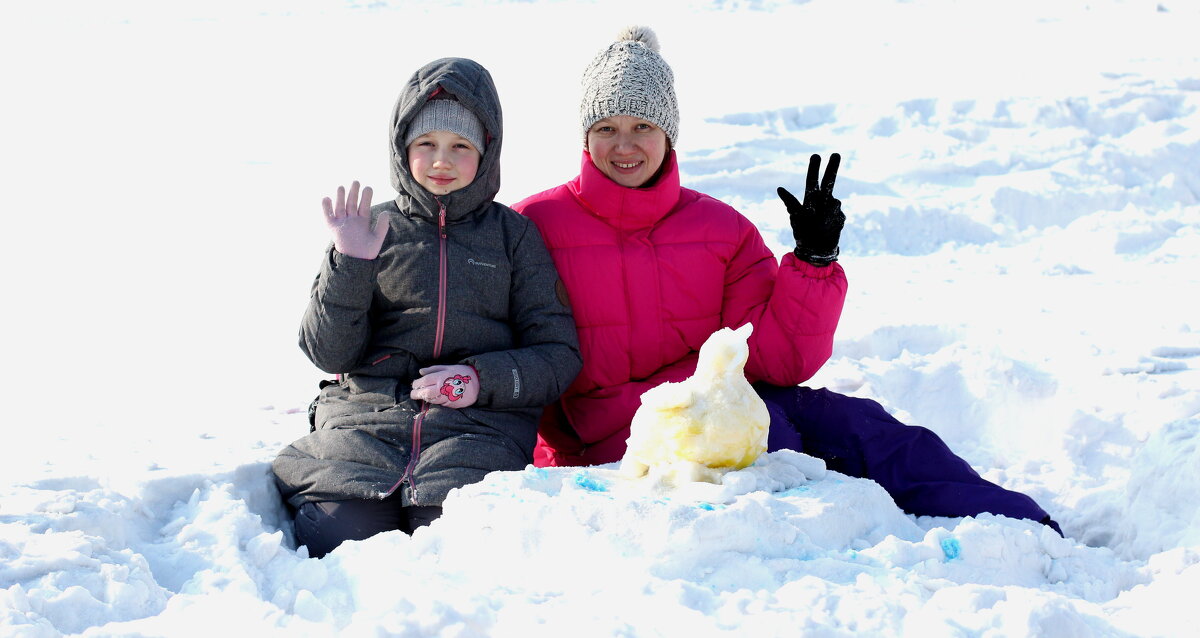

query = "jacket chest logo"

[{"left": 467, "top": 258, "right": 497, "bottom": 269}]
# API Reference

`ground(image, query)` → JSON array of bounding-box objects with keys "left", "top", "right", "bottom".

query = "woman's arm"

[{"left": 720, "top": 212, "right": 848, "bottom": 386}]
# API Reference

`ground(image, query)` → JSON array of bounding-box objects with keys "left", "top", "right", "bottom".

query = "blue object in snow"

[
  {"left": 941, "top": 537, "right": 961, "bottom": 561},
  {"left": 573, "top": 471, "right": 608, "bottom": 492}
]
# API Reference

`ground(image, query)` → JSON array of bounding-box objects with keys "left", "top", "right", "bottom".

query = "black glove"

[{"left": 778, "top": 153, "right": 845, "bottom": 267}]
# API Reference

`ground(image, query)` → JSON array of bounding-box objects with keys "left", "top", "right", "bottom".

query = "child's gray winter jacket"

[{"left": 273, "top": 58, "right": 581, "bottom": 509}]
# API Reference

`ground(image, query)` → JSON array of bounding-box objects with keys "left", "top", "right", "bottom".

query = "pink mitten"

[
  {"left": 323, "top": 181, "right": 391, "bottom": 260},
  {"left": 410, "top": 365, "right": 480, "bottom": 408}
]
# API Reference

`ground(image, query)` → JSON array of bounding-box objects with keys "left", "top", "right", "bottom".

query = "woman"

[{"left": 514, "top": 27, "right": 1060, "bottom": 533}]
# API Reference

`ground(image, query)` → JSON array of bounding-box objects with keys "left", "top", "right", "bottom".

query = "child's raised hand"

[
  {"left": 323, "top": 181, "right": 390, "bottom": 260},
  {"left": 411, "top": 365, "right": 480, "bottom": 408}
]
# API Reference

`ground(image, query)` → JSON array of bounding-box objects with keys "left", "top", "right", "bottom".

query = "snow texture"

[{"left": 2, "top": 0, "right": 1199, "bottom": 635}]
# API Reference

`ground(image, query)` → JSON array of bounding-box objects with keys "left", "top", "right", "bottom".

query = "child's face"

[{"left": 407, "top": 130, "right": 481, "bottom": 196}]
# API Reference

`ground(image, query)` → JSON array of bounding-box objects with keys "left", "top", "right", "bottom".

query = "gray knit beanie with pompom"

[{"left": 579, "top": 26, "right": 679, "bottom": 148}]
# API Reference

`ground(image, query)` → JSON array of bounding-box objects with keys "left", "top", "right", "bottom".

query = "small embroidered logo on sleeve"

[{"left": 511, "top": 369, "right": 521, "bottom": 399}]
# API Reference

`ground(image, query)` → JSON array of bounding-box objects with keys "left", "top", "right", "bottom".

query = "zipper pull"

[{"left": 436, "top": 197, "right": 447, "bottom": 239}]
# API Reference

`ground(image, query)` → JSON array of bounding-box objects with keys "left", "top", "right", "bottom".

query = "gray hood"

[{"left": 389, "top": 57, "right": 502, "bottom": 222}]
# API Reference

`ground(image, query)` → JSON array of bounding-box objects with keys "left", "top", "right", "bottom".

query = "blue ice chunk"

[
  {"left": 697, "top": 502, "right": 715, "bottom": 511},
  {"left": 573, "top": 471, "right": 608, "bottom": 492},
  {"left": 941, "top": 537, "right": 961, "bottom": 561}
]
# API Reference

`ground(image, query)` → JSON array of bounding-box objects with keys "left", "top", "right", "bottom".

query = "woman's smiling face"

[{"left": 586, "top": 115, "right": 669, "bottom": 188}]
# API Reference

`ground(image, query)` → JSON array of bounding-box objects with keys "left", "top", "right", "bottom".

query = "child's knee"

[{"left": 293, "top": 498, "right": 402, "bottom": 558}]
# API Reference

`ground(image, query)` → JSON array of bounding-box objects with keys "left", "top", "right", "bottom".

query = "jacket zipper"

[
  {"left": 390, "top": 198, "right": 450, "bottom": 501},
  {"left": 434, "top": 199, "right": 449, "bottom": 356}
]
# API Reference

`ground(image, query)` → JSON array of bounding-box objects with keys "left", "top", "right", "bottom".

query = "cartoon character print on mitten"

[{"left": 440, "top": 374, "right": 472, "bottom": 402}]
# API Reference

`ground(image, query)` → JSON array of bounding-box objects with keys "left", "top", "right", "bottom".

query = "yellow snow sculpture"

[{"left": 620, "top": 324, "right": 770, "bottom": 483}]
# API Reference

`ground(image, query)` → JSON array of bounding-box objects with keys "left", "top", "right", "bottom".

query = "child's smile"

[{"left": 408, "top": 130, "right": 481, "bottom": 195}]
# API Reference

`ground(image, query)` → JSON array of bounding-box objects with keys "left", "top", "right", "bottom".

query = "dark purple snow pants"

[
  {"left": 293, "top": 497, "right": 442, "bottom": 559},
  {"left": 758, "top": 384, "right": 1061, "bottom": 534}
]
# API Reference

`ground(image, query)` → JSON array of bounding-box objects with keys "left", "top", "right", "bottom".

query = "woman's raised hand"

[
  {"left": 777, "top": 154, "right": 846, "bottom": 267},
  {"left": 323, "top": 181, "right": 390, "bottom": 260}
]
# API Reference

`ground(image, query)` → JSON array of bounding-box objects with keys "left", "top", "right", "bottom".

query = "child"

[{"left": 272, "top": 58, "right": 582, "bottom": 558}]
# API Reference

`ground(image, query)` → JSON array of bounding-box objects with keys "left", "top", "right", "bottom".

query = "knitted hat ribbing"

[
  {"left": 580, "top": 26, "right": 679, "bottom": 148},
  {"left": 404, "top": 96, "right": 486, "bottom": 152}
]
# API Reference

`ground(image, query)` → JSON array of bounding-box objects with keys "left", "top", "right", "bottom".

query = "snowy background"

[{"left": 2, "top": 0, "right": 1199, "bottom": 635}]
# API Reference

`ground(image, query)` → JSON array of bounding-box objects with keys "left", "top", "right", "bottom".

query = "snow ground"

[{"left": 2, "top": 0, "right": 1199, "bottom": 635}]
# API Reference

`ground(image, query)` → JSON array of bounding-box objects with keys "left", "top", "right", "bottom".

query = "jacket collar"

[{"left": 570, "top": 150, "right": 681, "bottom": 231}]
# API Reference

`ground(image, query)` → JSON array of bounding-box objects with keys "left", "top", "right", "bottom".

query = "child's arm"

[
  {"left": 298, "top": 182, "right": 392, "bottom": 373},
  {"left": 460, "top": 220, "right": 582, "bottom": 409}
]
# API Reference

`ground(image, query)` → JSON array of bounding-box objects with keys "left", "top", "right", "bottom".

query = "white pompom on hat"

[{"left": 579, "top": 25, "right": 679, "bottom": 148}]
